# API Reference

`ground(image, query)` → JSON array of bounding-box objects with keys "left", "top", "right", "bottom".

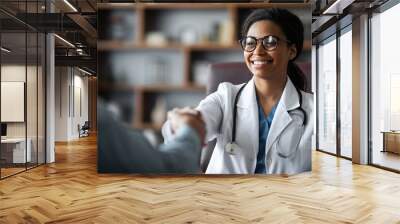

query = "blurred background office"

[{"left": 97, "top": 3, "right": 312, "bottom": 148}]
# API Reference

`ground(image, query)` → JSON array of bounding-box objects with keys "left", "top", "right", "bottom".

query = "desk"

[
  {"left": 1, "top": 138, "right": 31, "bottom": 163},
  {"left": 381, "top": 131, "right": 400, "bottom": 154}
]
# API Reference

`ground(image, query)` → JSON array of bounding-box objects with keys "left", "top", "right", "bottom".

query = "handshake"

[{"left": 167, "top": 107, "right": 206, "bottom": 143}]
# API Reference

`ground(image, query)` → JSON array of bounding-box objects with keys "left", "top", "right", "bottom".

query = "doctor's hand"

[{"left": 168, "top": 107, "right": 205, "bottom": 143}]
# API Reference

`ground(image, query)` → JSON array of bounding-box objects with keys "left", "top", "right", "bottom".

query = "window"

[
  {"left": 370, "top": 2, "right": 400, "bottom": 171},
  {"left": 339, "top": 26, "right": 352, "bottom": 158},
  {"left": 317, "top": 35, "right": 337, "bottom": 154}
]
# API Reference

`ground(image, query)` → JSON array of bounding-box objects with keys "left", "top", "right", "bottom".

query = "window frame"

[
  {"left": 367, "top": 0, "right": 400, "bottom": 173},
  {"left": 315, "top": 22, "right": 353, "bottom": 161}
]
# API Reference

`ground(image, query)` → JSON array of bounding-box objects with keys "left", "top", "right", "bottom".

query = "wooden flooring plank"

[{"left": 0, "top": 135, "right": 399, "bottom": 223}]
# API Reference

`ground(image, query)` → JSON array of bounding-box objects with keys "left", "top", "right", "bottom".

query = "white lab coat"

[{"left": 162, "top": 77, "right": 314, "bottom": 174}]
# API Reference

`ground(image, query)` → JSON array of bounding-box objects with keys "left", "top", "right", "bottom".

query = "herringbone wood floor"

[{"left": 1, "top": 135, "right": 400, "bottom": 223}]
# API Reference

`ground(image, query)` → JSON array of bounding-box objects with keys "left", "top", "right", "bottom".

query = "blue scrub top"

[{"left": 254, "top": 95, "right": 277, "bottom": 174}]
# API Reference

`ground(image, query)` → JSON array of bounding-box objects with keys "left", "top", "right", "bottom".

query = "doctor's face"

[{"left": 243, "top": 20, "right": 297, "bottom": 81}]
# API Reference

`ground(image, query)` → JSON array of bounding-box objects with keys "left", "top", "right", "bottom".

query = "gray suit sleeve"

[
  {"left": 158, "top": 124, "right": 202, "bottom": 173},
  {"left": 98, "top": 101, "right": 202, "bottom": 174}
]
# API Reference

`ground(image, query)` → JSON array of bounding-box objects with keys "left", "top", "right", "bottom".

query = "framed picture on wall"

[{"left": 1, "top": 81, "right": 25, "bottom": 122}]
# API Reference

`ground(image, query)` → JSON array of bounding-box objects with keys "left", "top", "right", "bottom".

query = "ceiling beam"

[
  {"left": 322, "top": 0, "right": 355, "bottom": 15},
  {"left": 55, "top": 55, "right": 96, "bottom": 71},
  {"left": 67, "top": 13, "right": 98, "bottom": 39}
]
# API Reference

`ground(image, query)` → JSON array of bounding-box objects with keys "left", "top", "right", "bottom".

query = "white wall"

[
  {"left": 1, "top": 65, "right": 38, "bottom": 137},
  {"left": 55, "top": 66, "right": 69, "bottom": 141},
  {"left": 55, "top": 67, "right": 89, "bottom": 141},
  {"left": 1, "top": 63, "right": 46, "bottom": 164}
]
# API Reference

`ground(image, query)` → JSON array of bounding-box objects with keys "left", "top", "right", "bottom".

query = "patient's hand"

[{"left": 168, "top": 107, "right": 205, "bottom": 143}]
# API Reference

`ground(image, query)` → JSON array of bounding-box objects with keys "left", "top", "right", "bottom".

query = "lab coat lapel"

[
  {"left": 265, "top": 78, "right": 300, "bottom": 154},
  {"left": 236, "top": 78, "right": 259, "bottom": 157}
]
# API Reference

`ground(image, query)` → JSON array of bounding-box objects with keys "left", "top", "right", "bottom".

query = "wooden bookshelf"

[
  {"left": 98, "top": 42, "right": 242, "bottom": 51},
  {"left": 98, "top": 41, "right": 311, "bottom": 51},
  {"left": 97, "top": 3, "right": 309, "bottom": 10},
  {"left": 98, "top": 2, "right": 311, "bottom": 130}
]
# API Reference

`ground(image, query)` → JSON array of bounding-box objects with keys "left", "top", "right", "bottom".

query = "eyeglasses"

[{"left": 239, "top": 35, "right": 291, "bottom": 52}]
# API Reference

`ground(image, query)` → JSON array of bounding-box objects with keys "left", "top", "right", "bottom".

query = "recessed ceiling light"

[
  {"left": 54, "top": 34, "right": 75, "bottom": 48},
  {"left": 1, "top": 47, "right": 11, "bottom": 53},
  {"left": 78, "top": 67, "right": 93, "bottom": 76},
  {"left": 322, "top": 0, "right": 354, "bottom": 15},
  {"left": 63, "top": 0, "right": 78, "bottom": 12}
]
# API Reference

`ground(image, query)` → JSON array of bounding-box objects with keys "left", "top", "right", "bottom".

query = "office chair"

[
  {"left": 79, "top": 121, "right": 90, "bottom": 138},
  {"left": 200, "top": 61, "right": 311, "bottom": 172}
]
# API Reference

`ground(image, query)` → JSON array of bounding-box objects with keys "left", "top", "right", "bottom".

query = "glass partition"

[
  {"left": 38, "top": 32, "right": 45, "bottom": 165},
  {"left": 0, "top": 1, "right": 46, "bottom": 179},
  {"left": 1, "top": 30, "right": 28, "bottom": 177},
  {"left": 27, "top": 30, "right": 38, "bottom": 169}
]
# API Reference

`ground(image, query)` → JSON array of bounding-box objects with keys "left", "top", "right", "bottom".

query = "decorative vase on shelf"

[
  {"left": 219, "top": 20, "right": 234, "bottom": 46},
  {"left": 109, "top": 10, "right": 135, "bottom": 41},
  {"left": 144, "top": 57, "right": 168, "bottom": 85},
  {"left": 193, "top": 61, "right": 210, "bottom": 86},
  {"left": 179, "top": 26, "right": 198, "bottom": 45},
  {"left": 146, "top": 32, "right": 168, "bottom": 46}
]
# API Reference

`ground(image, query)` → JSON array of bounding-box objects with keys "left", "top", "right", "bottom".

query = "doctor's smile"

[{"left": 163, "top": 8, "right": 314, "bottom": 175}]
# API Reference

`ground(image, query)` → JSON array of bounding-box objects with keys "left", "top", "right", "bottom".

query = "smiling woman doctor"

[{"left": 162, "top": 8, "right": 314, "bottom": 174}]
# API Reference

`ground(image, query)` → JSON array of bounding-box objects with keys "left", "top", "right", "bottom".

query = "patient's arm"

[
  {"left": 161, "top": 82, "right": 228, "bottom": 143},
  {"left": 98, "top": 100, "right": 204, "bottom": 173},
  {"left": 158, "top": 124, "right": 203, "bottom": 173}
]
